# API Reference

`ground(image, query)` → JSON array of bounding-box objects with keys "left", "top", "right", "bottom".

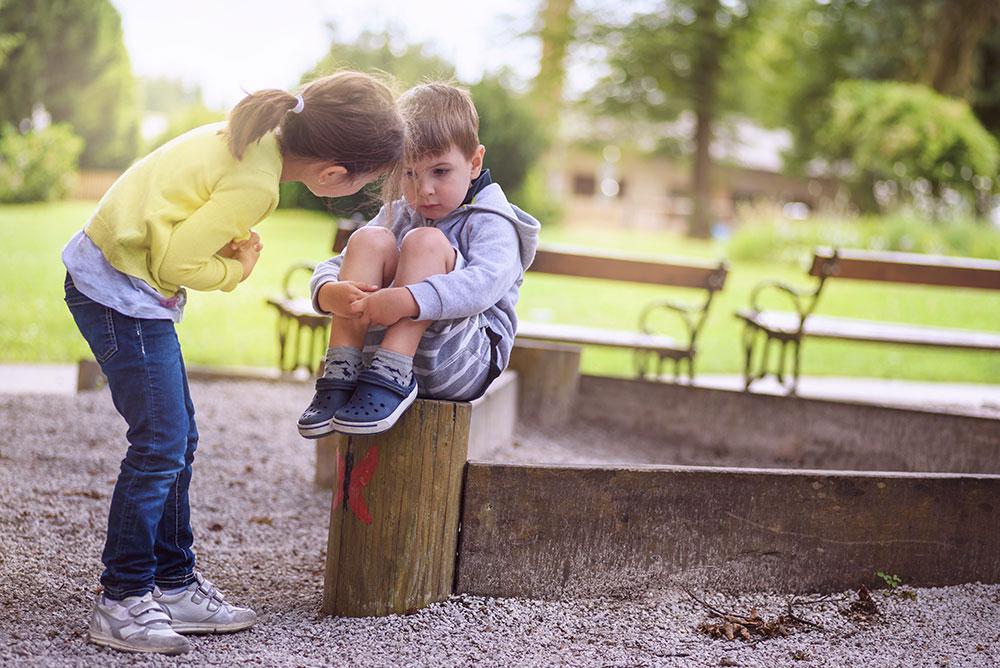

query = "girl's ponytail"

[
  {"left": 223, "top": 72, "right": 404, "bottom": 179},
  {"left": 225, "top": 89, "right": 299, "bottom": 160}
]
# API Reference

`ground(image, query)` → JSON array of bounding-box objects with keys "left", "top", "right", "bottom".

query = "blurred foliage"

[
  {"left": 472, "top": 74, "right": 549, "bottom": 197},
  {"left": 144, "top": 105, "right": 226, "bottom": 154},
  {"left": 0, "top": 123, "right": 83, "bottom": 203},
  {"left": 816, "top": 81, "right": 999, "bottom": 215},
  {"left": 0, "top": 0, "right": 139, "bottom": 169},
  {"left": 727, "top": 203, "right": 1000, "bottom": 264},
  {"left": 744, "top": 0, "right": 1000, "bottom": 171}
]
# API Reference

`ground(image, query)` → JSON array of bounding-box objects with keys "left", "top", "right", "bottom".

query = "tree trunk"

[
  {"left": 531, "top": 0, "right": 575, "bottom": 120},
  {"left": 921, "top": 0, "right": 999, "bottom": 98},
  {"left": 690, "top": 106, "right": 714, "bottom": 239},
  {"left": 688, "top": 2, "right": 721, "bottom": 240}
]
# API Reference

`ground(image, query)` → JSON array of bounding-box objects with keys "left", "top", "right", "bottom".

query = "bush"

[
  {"left": 817, "top": 81, "right": 999, "bottom": 216},
  {"left": 727, "top": 203, "right": 1000, "bottom": 265},
  {"left": 471, "top": 75, "right": 549, "bottom": 197},
  {"left": 0, "top": 123, "right": 84, "bottom": 203}
]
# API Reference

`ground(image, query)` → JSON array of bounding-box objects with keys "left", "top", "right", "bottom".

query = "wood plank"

[
  {"left": 517, "top": 322, "right": 684, "bottom": 354},
  {"left": 322, "top": 398, "right": 471, "bottom": 616},
  {"left": 809, "top": 248, "right": 1000, "bottom": 290},
  {"left": 456, "top": 462, "right": 1000, "bottom": 597},
  {"left": 531, "top": 246, "right": 726, "bottom": 289},
  {"left": 508, "top": 341, "right": 581, "bottom": 427},
  {"left": 738, "top": 310, "right": 1000, "bottom": 350}
]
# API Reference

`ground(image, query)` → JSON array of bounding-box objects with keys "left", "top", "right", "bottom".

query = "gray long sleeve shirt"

[{"left": 310, "top": 182, "right": 540, "bottom": 372}]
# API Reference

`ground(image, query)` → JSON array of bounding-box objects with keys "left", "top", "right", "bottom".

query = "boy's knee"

[
  {"left": 400, "top": 226, "right": 451, "bottom": 256},
  {"left": 348, "top": 226, "right": 397, "bottom": 255}
]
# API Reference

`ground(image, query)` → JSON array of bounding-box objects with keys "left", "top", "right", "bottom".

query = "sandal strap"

[
  {"left": 356, "top": 369, "right": 413, "bottom": 397},
  {"left": 315, "top": 377, "right": 357, "bottom": 392}
]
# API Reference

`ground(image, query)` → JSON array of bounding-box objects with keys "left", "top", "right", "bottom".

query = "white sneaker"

[
  {"left": 88, "top": 591, "right": 192, "bottom": 655},
  {"left": 153, "top": 572, "right": 256, "bottom": 634}
]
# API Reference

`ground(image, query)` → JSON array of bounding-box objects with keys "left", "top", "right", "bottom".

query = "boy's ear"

[
  {"left": 470, "top": 145, "right": 486, "bottom": 179},
  {"left": 319, "top": 163, "right": 348, "bottom": 184}
]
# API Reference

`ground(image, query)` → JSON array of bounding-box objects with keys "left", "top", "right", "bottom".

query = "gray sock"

[
  {"left": 322, "top": 346, "right": 362, "bottom": 381},
  {"left": 368, "top": 348, "right": 414, "bottom": 386}
]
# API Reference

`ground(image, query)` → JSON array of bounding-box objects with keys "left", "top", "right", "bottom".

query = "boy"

[{"left": 297, "top": 82, "right": 539, "bottom": 437}]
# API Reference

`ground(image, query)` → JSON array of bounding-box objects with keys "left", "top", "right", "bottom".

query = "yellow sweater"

[{"left": 84, "top": 122, "right": 282, "bottom": 296}]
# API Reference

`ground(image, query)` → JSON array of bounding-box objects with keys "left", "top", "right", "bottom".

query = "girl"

[{"left": 62, "top": 71, "right": 404, "bottom": 655}]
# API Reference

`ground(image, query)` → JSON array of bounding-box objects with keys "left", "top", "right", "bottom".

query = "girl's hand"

[
  {"left": 218, "top": 231, "right": 263, "bottom": 259},
  {"left": 317, "top": 280, "right": 379, "bottom": 318},
  {"left": 233, "top": 238, "right": 263, "bottom": 281},
  {"left": 351, "top": 287, "right": 419, "bottom": 327}
]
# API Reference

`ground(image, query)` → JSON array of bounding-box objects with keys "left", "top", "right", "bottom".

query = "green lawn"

[{"left": 3, "top": 200, "right": 999, "bottom": 383}]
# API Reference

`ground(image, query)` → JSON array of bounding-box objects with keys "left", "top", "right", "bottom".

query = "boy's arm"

[{"left": 405, "top": 213, "right": 522, "bottom": 321}]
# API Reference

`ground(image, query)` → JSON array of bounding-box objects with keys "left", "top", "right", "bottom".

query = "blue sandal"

[
  {"left": 332, "top": 370, "right": 418, "bottom": 435},
  {"left": 297, "top": 377, "right": 357, "bottom": 439}
]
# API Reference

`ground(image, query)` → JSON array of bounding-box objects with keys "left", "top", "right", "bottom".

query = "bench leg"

[{"left": 741, "top": 324, "right": 757, "bottom": 391}]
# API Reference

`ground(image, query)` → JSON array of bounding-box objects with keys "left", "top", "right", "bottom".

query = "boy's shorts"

[{"left": 362, "top": 247, "right": 502, "bottom": 401}]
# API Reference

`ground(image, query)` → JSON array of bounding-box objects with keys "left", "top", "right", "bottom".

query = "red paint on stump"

[{"left": 348, "top": 445, "right": 379, "bottom": 525}]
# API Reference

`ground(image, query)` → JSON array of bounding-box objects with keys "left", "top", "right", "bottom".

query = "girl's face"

[{"left": 403, "top": 144, "right": 485, "bottom": 221}]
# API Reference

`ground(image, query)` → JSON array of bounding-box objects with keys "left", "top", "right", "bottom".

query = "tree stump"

[
  {"left": 322, "top": 398, "right": 471, "bottom": 617},
  {"left": 508, "top": 340, "right": 581, "bottom": 427}
]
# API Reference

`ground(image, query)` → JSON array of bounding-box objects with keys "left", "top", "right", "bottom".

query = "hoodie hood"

[{"left": 424, "top": 181, "right": 540, "bottom": 272}]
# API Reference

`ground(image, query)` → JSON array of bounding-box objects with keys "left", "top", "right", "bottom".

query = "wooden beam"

[
  {"left": 456, "top": 462, "right": 1000, "bottom": 597},
  {"left": 530, "top": 246, "right": 726, "bottom": 289}
]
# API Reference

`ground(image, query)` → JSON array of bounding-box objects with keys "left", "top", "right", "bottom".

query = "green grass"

[{"left": 3, "top": 200, "right": 999, "bottom": 383}]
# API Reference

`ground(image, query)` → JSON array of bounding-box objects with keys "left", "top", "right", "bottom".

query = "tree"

[
  {"left": 589, "top": 1, "right": 760, "bottom": 238},
  {"left": 0, "top": 0, "right": 139, "bottom": 168}
]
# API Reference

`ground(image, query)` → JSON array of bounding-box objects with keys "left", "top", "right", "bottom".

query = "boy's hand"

[
  {"left": 318, "top": 280, "right": 379, "bottom": 319},
  {"left": 351, "top": 287, "right": 419, "bottom": 327}
]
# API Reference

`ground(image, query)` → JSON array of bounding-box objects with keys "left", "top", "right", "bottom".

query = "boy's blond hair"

[{"left": 398, "top": 82, "right": 480, "bottom": 162}]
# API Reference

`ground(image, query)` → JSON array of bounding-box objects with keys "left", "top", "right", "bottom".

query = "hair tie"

[{"left": 291, "top": 95, "right": 305, "bottom": 114}]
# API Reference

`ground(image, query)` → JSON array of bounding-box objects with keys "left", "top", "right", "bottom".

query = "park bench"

[
  {"left": 516, "top": 246, "right": 728, "bottom": 381},
  {"left": 737, "top": 247, "right": 1000, "bottom": 394}
]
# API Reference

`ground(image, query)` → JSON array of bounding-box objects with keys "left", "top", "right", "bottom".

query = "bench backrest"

[
  {"left": 530, "top": 245, "right": 728, "bottom": 291},
  {"left": 809, "top": 248, "right": 1000, "bottom": 291}
]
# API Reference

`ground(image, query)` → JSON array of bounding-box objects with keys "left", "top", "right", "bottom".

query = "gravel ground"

[{"left": 1, "top": 379, "right": 997, "bottom": 667}]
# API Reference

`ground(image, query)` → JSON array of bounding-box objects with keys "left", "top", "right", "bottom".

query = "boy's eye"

[{"left": 434, "top": 168, "right": 450, "bottom": 176}]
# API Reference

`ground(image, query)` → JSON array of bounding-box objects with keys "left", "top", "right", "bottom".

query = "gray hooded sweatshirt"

[{"left": 310, "top": 182, "right": 540, "bottom": 373}]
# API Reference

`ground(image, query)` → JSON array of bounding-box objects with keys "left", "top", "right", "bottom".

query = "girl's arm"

[{"left": 155, "top": 177, "right": 276, "bottom": 292}]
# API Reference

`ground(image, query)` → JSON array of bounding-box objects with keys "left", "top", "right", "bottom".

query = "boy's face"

[{"left": 403, "top": 143, "right": 485, "bottom": 221}]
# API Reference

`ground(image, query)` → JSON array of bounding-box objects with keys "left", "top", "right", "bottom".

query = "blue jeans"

[{"left": 64, "top": 273, "right": 198, "bottom": 599}]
